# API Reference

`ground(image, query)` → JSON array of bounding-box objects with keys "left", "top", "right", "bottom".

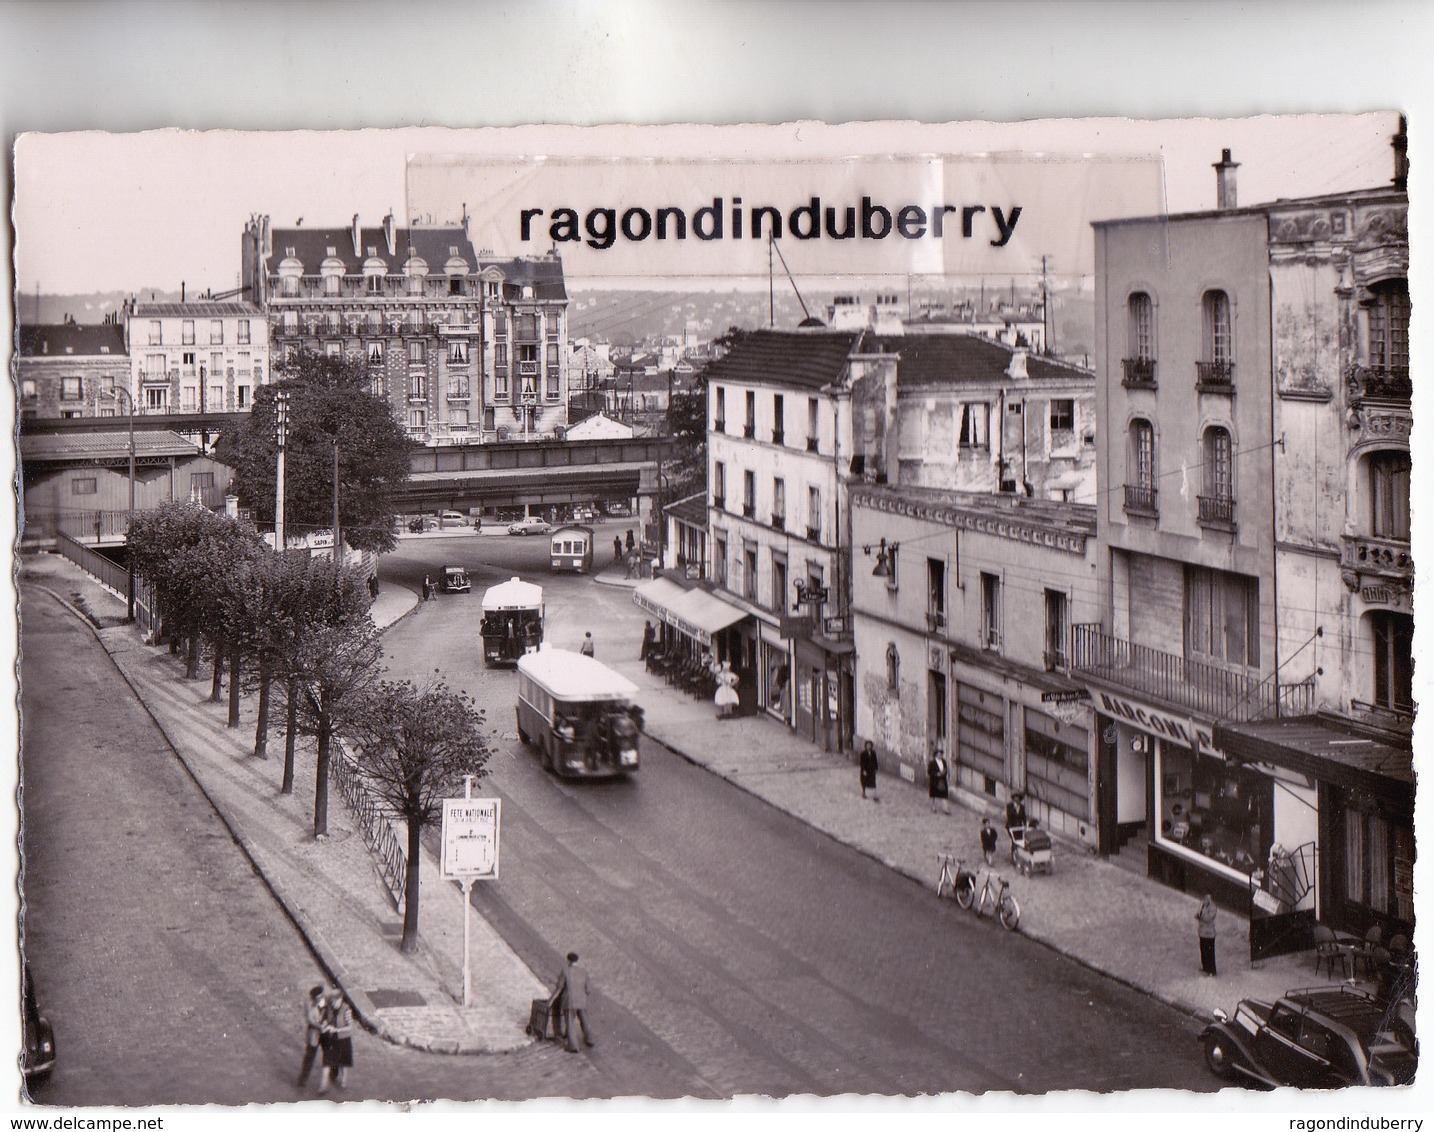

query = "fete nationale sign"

[{"left": 440, "top": 797, "right": 501, "bottom": 880}]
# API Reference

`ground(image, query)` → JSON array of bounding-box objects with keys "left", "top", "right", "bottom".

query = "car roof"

[{"left": 1281, "top": 987, "right": 1399, "bottom": 1041}]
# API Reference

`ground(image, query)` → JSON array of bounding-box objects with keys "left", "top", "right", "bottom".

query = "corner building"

[{"left": 1078, "top": 168, "right": 1411, "bottom": 944}]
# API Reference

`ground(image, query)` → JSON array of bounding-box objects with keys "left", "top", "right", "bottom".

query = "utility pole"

[
  {"left": 108, "top": 387, "right": 137, "bottom": 621},
  {"left": 274, "top": 390, "right": 288, "bottom": 551},
  {"left": 1040, "top": 254, "right": 1056, "bottom": 356}
]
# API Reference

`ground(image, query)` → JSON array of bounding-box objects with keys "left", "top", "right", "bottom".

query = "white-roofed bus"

[
  {"left": 516, "top": 645, "right": 641, "bottom": 778},
  {"left": 549, "top": 524, "right": 595, "bottom": 574}
]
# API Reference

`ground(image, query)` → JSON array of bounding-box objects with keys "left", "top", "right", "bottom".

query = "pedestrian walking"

[
  {"left": 422, "top": 574, "right": 432, "bottom": 601},
  {"left": 554, "top": 951, "right": 595, "bottom": 1052},
  {"left": 926, "top": 742, "right": 950, "bottom": 813},
  {"left": 318, "top": 989, "right": 354, "bottom": 1092},
  {"left": 1005, "top": 791, "right": 1028, "bottom": 833},
  {"left": 625, "top": 529, "right": 635, "bottom": 551},
  {"left": 296, "top": 984, "right": 327, "bottom": 1088},
  {"left": 859, "top": 740, "right": 880, "bottom": 802},
  {"left": 1196, "top": 894, "right": 1218, "bottom": 976},
  {"left": 640, "top": 621, "right": 656, "bottom": 660},
  {"left": 367, "top": 574, "right": 379, "bottom": 599},
  {"left": 580, "top": 632, "right": 595, "bottom": 657},
  {"left": 614, "top": 534, "right": 623, "bottom": 562},
  {"left": 979, "top": 817, "right": 999, "bottom": 865}
]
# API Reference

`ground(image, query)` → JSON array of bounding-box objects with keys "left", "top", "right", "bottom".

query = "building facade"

[
  {"left": 242, "top": 214, "right": 568, "bottom": 445},
  {"left": 122, "top": 302, "right": 269, "bottom": 416},
  {"left": 1076, "top": 166, "right": 1412, "bottom": 939},
  {"left": 15, "top": 319, "right": 129, "bottom": 421},
  {"left": 851, "top": 485, "right": 1101, "bottom": 844}
]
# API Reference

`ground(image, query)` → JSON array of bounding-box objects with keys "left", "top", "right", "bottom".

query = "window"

[
  {"left": 144, "top": 353, "right": 167, "bottom": 380},
  {"left": 366, "top": 312, "right": 382, "bottom": 335},
  {"left": 772, "top": 477, "right": 786, "bottom": 527},
  {"left": 772, "top": 552, "right": 788, "bottom": 612},
  {"left": 1370, "top": 611, "right": 1413, "bottom": 713},
  {"left": 448, "top": 375, "right": 470, "bottom": 399},
  {"left": 1200, "top": 426, "right": 1235, "bottom": 525},
  {"left": 495, "top": 371, "right": 510, "bottom": 400},
  {"left": 325, "top": 342, "right": 341, "bottom": 359},
  {"left": 60, "top": 376, "right": 83, "bottom": 401},
  {"left": 807, "top": 486, "right": 821, "bottom": 540},
  {"left": 282, "top": 311, "right": 299, "bottom": 336},
  {"left": 448, "top": 340, "right": 469, "bottom": 365},
  {"left": 21, "top": 379, "right": 36, "bottom": 399},
  {"left": 546, "top": 346, "right": 561, "bottom": 400},
  {"left": 886, "top": 643, "right": 900, "bottom": 691},
  {"left": 743, "top": 470, "right": 756, "bottom": 517},
  {"left": 368, "top": 341, "right": 384, "bottom": 366},
  {"left": 773, "top": 394, "right": 785, "bottom": 444},
  {"left": 493, "top": 309, "right": 507, "bottom": 338},
  {"left": 1367, "top": 280, "right": 1410, "bottom": 372},
  {"left": 1128, "top": 292, "right": 1154, "bottom": 360},
  {"left": 714, "top": 387, "right": 726, "bottom": 431},
  {"left": 236, "top": 384, "right": 250, "bottom": 408},
  {"left": 1185, "top": 565, "right": 1259, "bottom": 668},
  {"left": 407, "top": 373, "right": 427, "bottom": 401},
  {"left": 1049, "top": 398, "right": 1074, "bottom": 433},
  {"left": 406, "top": 273, "right": 423, "bottom": 296},
  {"left": 408, "top": 408, "right": 427, "bottom": 430},
  {"left": 1125, "top": 419, "right": 1157, "bottom": 513},
  {"left": 1200, "top": 290, "right": 1233, "bottom": 385},
  {"left": 181, "top": 385, "right": 198, "bottom": 411},
  {"left": 368, "top": 274, "right": 384, "bottom": 295},
  {"left": 1343, "top": 803, "right": 1413, "bottom": 921},
  {"left": 72, "top": 477, "right": 97, "bottom": 495},
  {"left": 236, "top": 319, "right": 250, "bottom": 344},
  {"left": 714, "top": 534, "right": 728, "bottom": 586},
  {"left": 713, "top": 461, "right": 726, "bottom": 507},
  {"left": 210, "top": 351, "right": 224, "bottom": 379},
  {"left": 1044, "top": 589, "right": 1068, "bottom": 669},
  {"left": 980, "top": 572, "right": 1001, "bottom": 649},
  {"left": 927, "top": 559, "right": 946, "bottom": 630},
  {"left": 1024, "top": 709, "right": 1088, "bottom": 818},
  {"left": 148, "top": 320, "right": 162, "bottom": 345},
  {"left": 486, "top": 279, "right": 501, "bottom": 301},
  {"left": 449, "top": 276, "right": 463, "bottom": 295},
  {"left": 958, "top": 403, "right": 989, "bottom": 448},
  {"left": 1369, "top": 451, "right": 1411, "bottom": 540},
  {"left": 408, "top": 341, "right": 425, "bottom": 364},
  {"left": 744, "top": 390, "right": 756, "bottom": 438},
  {"left": 190, "top": 472, "right": 215, "bottom": 495},
  {"left": 280, "top": 275, "right": 299, "bottom": 297},
  {"left": 450, "top": 408, "right": 470, "bottom": 431},
  {"left": 325, "top": 312, "right": 341, "bottom": 335},
  {"left": 182, "top": 352, "right": 196, "bottom": 373},
  {"left": 515, "top": 313, "right": 538, "bottom": 340},
  {"left": 807, "top": 397, "right": 820, "bottom": 451},
  {"left": 182, "top": 320, "right": 195, "bottom": 345},
  {"left": 744, "top": 545, "right": 758, "bottom": 601}
]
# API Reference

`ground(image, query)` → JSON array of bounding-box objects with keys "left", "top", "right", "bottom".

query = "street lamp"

[
  {"left": 106, "top": 386, "right": 137, "bottom": 622},
  {"left": 274, "top": 390, "right": 289, "bottom": 551}
]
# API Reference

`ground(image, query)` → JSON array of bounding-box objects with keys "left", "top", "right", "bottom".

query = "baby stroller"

[
  {"left": 525, "top": 988, "right": 567, "bottom": 1043},
  {"left": 1008, "top": 820, "right": 1054, "bottom": 876}
]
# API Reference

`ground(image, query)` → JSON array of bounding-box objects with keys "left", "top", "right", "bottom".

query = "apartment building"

[
  {"left": 15, "top": 318, "right": 128, "bottom": 420},
  {"left": 124, "top": 301, "right": 269, "bottom": 415}
]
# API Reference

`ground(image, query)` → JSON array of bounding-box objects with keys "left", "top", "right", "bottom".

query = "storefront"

[{"left": 632, "top": 576, "right": 750, "bottom": 672}]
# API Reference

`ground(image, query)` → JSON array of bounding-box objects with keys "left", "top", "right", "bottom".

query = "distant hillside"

[{"left": 15, "top": 289, "right": 187, "bottom": 326}]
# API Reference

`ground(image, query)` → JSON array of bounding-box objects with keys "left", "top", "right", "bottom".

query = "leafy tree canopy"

[{"left": 216, "top": 350, "right": 412, "bottom": 553}]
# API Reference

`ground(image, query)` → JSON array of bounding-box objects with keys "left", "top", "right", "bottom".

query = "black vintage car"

[
  {"left": 1200, "top": 984, "right": 1416, "bottom": 1088},
  {"left": 21, "top": 964, "right": 55, "bottom": 1084}
]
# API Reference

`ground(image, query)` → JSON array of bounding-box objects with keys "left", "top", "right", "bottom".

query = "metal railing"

[
  {"left": 1197, "top": 494, "right": 1236, "bottom": 525},
  {"left": 1195, "top": 360, "right": 1236, "bottom": 392},
  {"left": 54, "top": 532, "right": 155, "bottom": 634},
  {"left": 1121, "top": 358, "right": 1157, "bottom": 389},
  {"left": 1346, "top": 363, "right": 1412, "bottom": 402},
  {"left": 330, "top": 737, "right": 408, "bottom": 908},
  {"left": 1123, "top": 484, "right": 1158, "bottom": 515},
  {"left": 1071, "top": 623, "right": 1315, "bottom": 722}
]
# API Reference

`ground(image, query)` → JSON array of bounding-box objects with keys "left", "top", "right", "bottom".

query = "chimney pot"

[{"left": 1214, "top": 149, "right": 1240, "bottom": 210}]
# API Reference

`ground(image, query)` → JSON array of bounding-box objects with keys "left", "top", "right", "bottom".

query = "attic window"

[
  {"left": 100, "top": 346, "right": 110, "bottom": 354},
  {"left": 450, "top": 246, "right": 459, "bottom": 255},
  {"left": 65, "top": 347, "right": 74, "bottom": 354},
  {"left": 367, "top": 246, "right": 377, "bottom": 256},
  {"left": 285, "top": 246, "right": 296, "bottom": 256},
  {"left": 327, "top": 246, "right": 337, "bottom": 256}
]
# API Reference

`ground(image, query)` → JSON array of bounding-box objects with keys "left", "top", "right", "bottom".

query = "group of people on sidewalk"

[{"left": 298, "top": 985, "right": 355, "bottom": 1094}]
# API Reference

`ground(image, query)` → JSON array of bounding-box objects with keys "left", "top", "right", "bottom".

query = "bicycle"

[
  {"left": 973, "top": 868, "right": 1021, "bottom": 931},
  {"left": 935, "top": 853, "right": 976, "bottom": 909}
]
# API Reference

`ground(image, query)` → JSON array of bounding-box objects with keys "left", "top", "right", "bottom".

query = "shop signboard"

[{"left": 1089, "top": 688, "right": 1215, "bottom": 756}]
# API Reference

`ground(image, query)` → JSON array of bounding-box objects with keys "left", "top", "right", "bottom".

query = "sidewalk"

[
  {"left": 21, "top": 551, "right": 545, "bottom": 1055},
  {"left": 594, "top": 558, "right": 1322, "bottom": 1022}
]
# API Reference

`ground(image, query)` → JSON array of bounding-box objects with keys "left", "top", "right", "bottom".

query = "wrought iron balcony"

[
  {"left": 1197, "top": 494, "right": 1236, "bottom": 527},
  {"left": 806, "top": 437, "right": 820, "bottom": 453},
  {"left": 742, "top": 502, "right": 756, "bottom": 518},
  {"left": 926, "top": 610, "right": 946, "bottom": 633},
  {"left": 711, "top": 494, "right": 725, "bottom": 511},
  {"left": 806, "top": 525, "right": 821, "bottom": 543},
  {"left": 772, "top": 430, "right": 785, "bottom": 446},
  {"left": 1346, "top": 363, "right": 1412, "bottom": 403},
  {"left": 1121, "top": 358, "right": 1157, "bottom": 389},
  {"left": 1340, "top": 532, "right": 1413, "bottom": 581},
  {"left": 1123, "top": 484, "right": 1158, "bottom": 516},
  {"left": 1195, "top": 361, "right": 1235, "bottom": 393},
  {"left": 743, "top": 423, "right": 756, "bottom": 439},
  {"left": 1071, "top": 624, "right": 1314, "bottom": 722},
  {"left": 714, "top": 418, "right": 727, "bottom": 433},
  {"left": 770, "top": 512, "right": 786, "bottom": 531}
]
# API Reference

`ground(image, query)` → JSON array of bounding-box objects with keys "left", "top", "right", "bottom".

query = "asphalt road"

[{"left": 378, "top": 541, "right": 1214, "bottom": 1098}]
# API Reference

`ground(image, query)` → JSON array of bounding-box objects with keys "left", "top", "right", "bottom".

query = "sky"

[{"left": 11, "top": 113, "right": 1403, "bottom": 302}]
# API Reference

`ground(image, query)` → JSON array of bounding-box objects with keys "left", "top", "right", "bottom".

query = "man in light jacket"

[{"left": 554, "top": 951, "right": 595, "bottom": 1052}]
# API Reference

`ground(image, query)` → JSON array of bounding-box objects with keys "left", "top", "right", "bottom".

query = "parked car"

[
  {"left": 22, "top": 964, "right": 55, "bottom": 1084},
  {"left": 439, "top": 510, "right": 471, "bottom": 528},
  {"left": 440, "top": 565, "right": 471, "bottom": 594},
  {"left": 1200, "top": 984, "right": 1416, "bottom": 1088},
  {"left": 407, "top": 515, "right": 438, "bottom": 533},
  {"left": 507, "top": 517, "right": 554, "bottom": 536}
]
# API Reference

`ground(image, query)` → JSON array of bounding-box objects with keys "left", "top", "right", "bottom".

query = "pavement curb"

[
  {"left": 32, "top": 582, "right": 490, "bottom": 1056},
  {"left": 647, "top": 723, "right": 1216, "bottom": 1026}
]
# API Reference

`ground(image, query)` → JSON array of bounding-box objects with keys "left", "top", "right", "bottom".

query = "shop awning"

[
  {"left": 1212, "top": 716, "right": 1413, "bottom": 804},
  {"left": 633, "top": 577, "right": 748, "bottom": 647}
]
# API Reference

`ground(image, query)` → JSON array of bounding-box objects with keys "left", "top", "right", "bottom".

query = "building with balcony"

[
  {"left": 851, "top": 485, "right": 1100, "bottom": 842},
  {"left": 15, "top": 317, "right": 129, "bottom": 421},
  {"left": 241, "top": 213, "right": 568, "bottom": 445},
  {"left": 123, "top": 301, "right": 269, "bottom": 416},
  {"left": 1078, "top": 151, "right": 1411, "bottom": 940}
]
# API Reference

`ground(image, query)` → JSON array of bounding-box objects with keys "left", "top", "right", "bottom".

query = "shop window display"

[{"left": 1158, "top": 746, "right": 1272, "bottom": 875}]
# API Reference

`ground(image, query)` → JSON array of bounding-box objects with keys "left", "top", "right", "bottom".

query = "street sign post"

[{"left": 440, "top": 777, "right": 501, "bottom": 1007}]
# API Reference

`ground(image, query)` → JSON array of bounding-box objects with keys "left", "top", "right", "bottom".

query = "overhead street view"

[{"left": 10, "top": 111, "right": 1418, "bottom": 1116}]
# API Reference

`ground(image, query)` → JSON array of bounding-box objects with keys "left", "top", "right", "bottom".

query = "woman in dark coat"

[
  {"left": 927, "top": 742, "right": 950, "bottom": 814},
  {"left": 319, "top": 990, "right": 355, "bottom": 1092},
  {"left": 859, "top": 740, "right": 880, "bottom": 802}
]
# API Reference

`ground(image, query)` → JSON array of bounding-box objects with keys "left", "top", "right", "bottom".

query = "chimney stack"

[
  {"left": 1393, "top": 115, "right": 1408, "bottom": 190},
  {"left": 383, "top": 212, "right": 396, "bottom": 256},
  {"left": 1215, "top": 149, "right": 1239, "bottom": 210},
  {"left": 352, "top": 214, "right": 362, "bottom": 257},
  {"left": 1006, "top": 347, "right": 1029, "bottom": 380}
]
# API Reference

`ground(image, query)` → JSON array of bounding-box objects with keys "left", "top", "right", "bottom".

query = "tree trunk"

[
  {"left": 313, "top": 694, "right": 331, "bottom": 838},
  {"left": 281, "top": 677, "right": 298, "bottom": 794},
  {"left": 253, "top": 660, "right": 271, "bottom": 760},
  {"left": 400, "top": 813, "right": 423, "bottom": 954},
  {"left": 209, "top": 638, "right": 225, "bottom": 702},
  {"left": 227, "top": 643, "right": 242, "bottom": 728}
]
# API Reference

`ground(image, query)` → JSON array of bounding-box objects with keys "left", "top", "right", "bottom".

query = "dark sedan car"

[
  {"left": 21, "top": 964, "right": 55, "bottom": 1084},
  {"left": 1201, "top": 984, "right": 1416, "bottom": 1088}
]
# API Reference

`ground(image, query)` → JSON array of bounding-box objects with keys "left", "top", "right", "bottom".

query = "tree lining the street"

[
  {"left": 346, "top": 677, "right": 492, "bottom": 952},
  {"left": 215, "top": 349, "right": 412, "bottom": 555}
]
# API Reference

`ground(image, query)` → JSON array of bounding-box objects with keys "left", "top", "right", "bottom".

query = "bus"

[
  {"left": 515, "top": 646, "right": 641, "bottom": 778},
  {"left": 480, "top": 577, "right": 544, "bottom": 666},
  {"left": 549, "top": 524, "right": 595, "bottom": 574}
]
